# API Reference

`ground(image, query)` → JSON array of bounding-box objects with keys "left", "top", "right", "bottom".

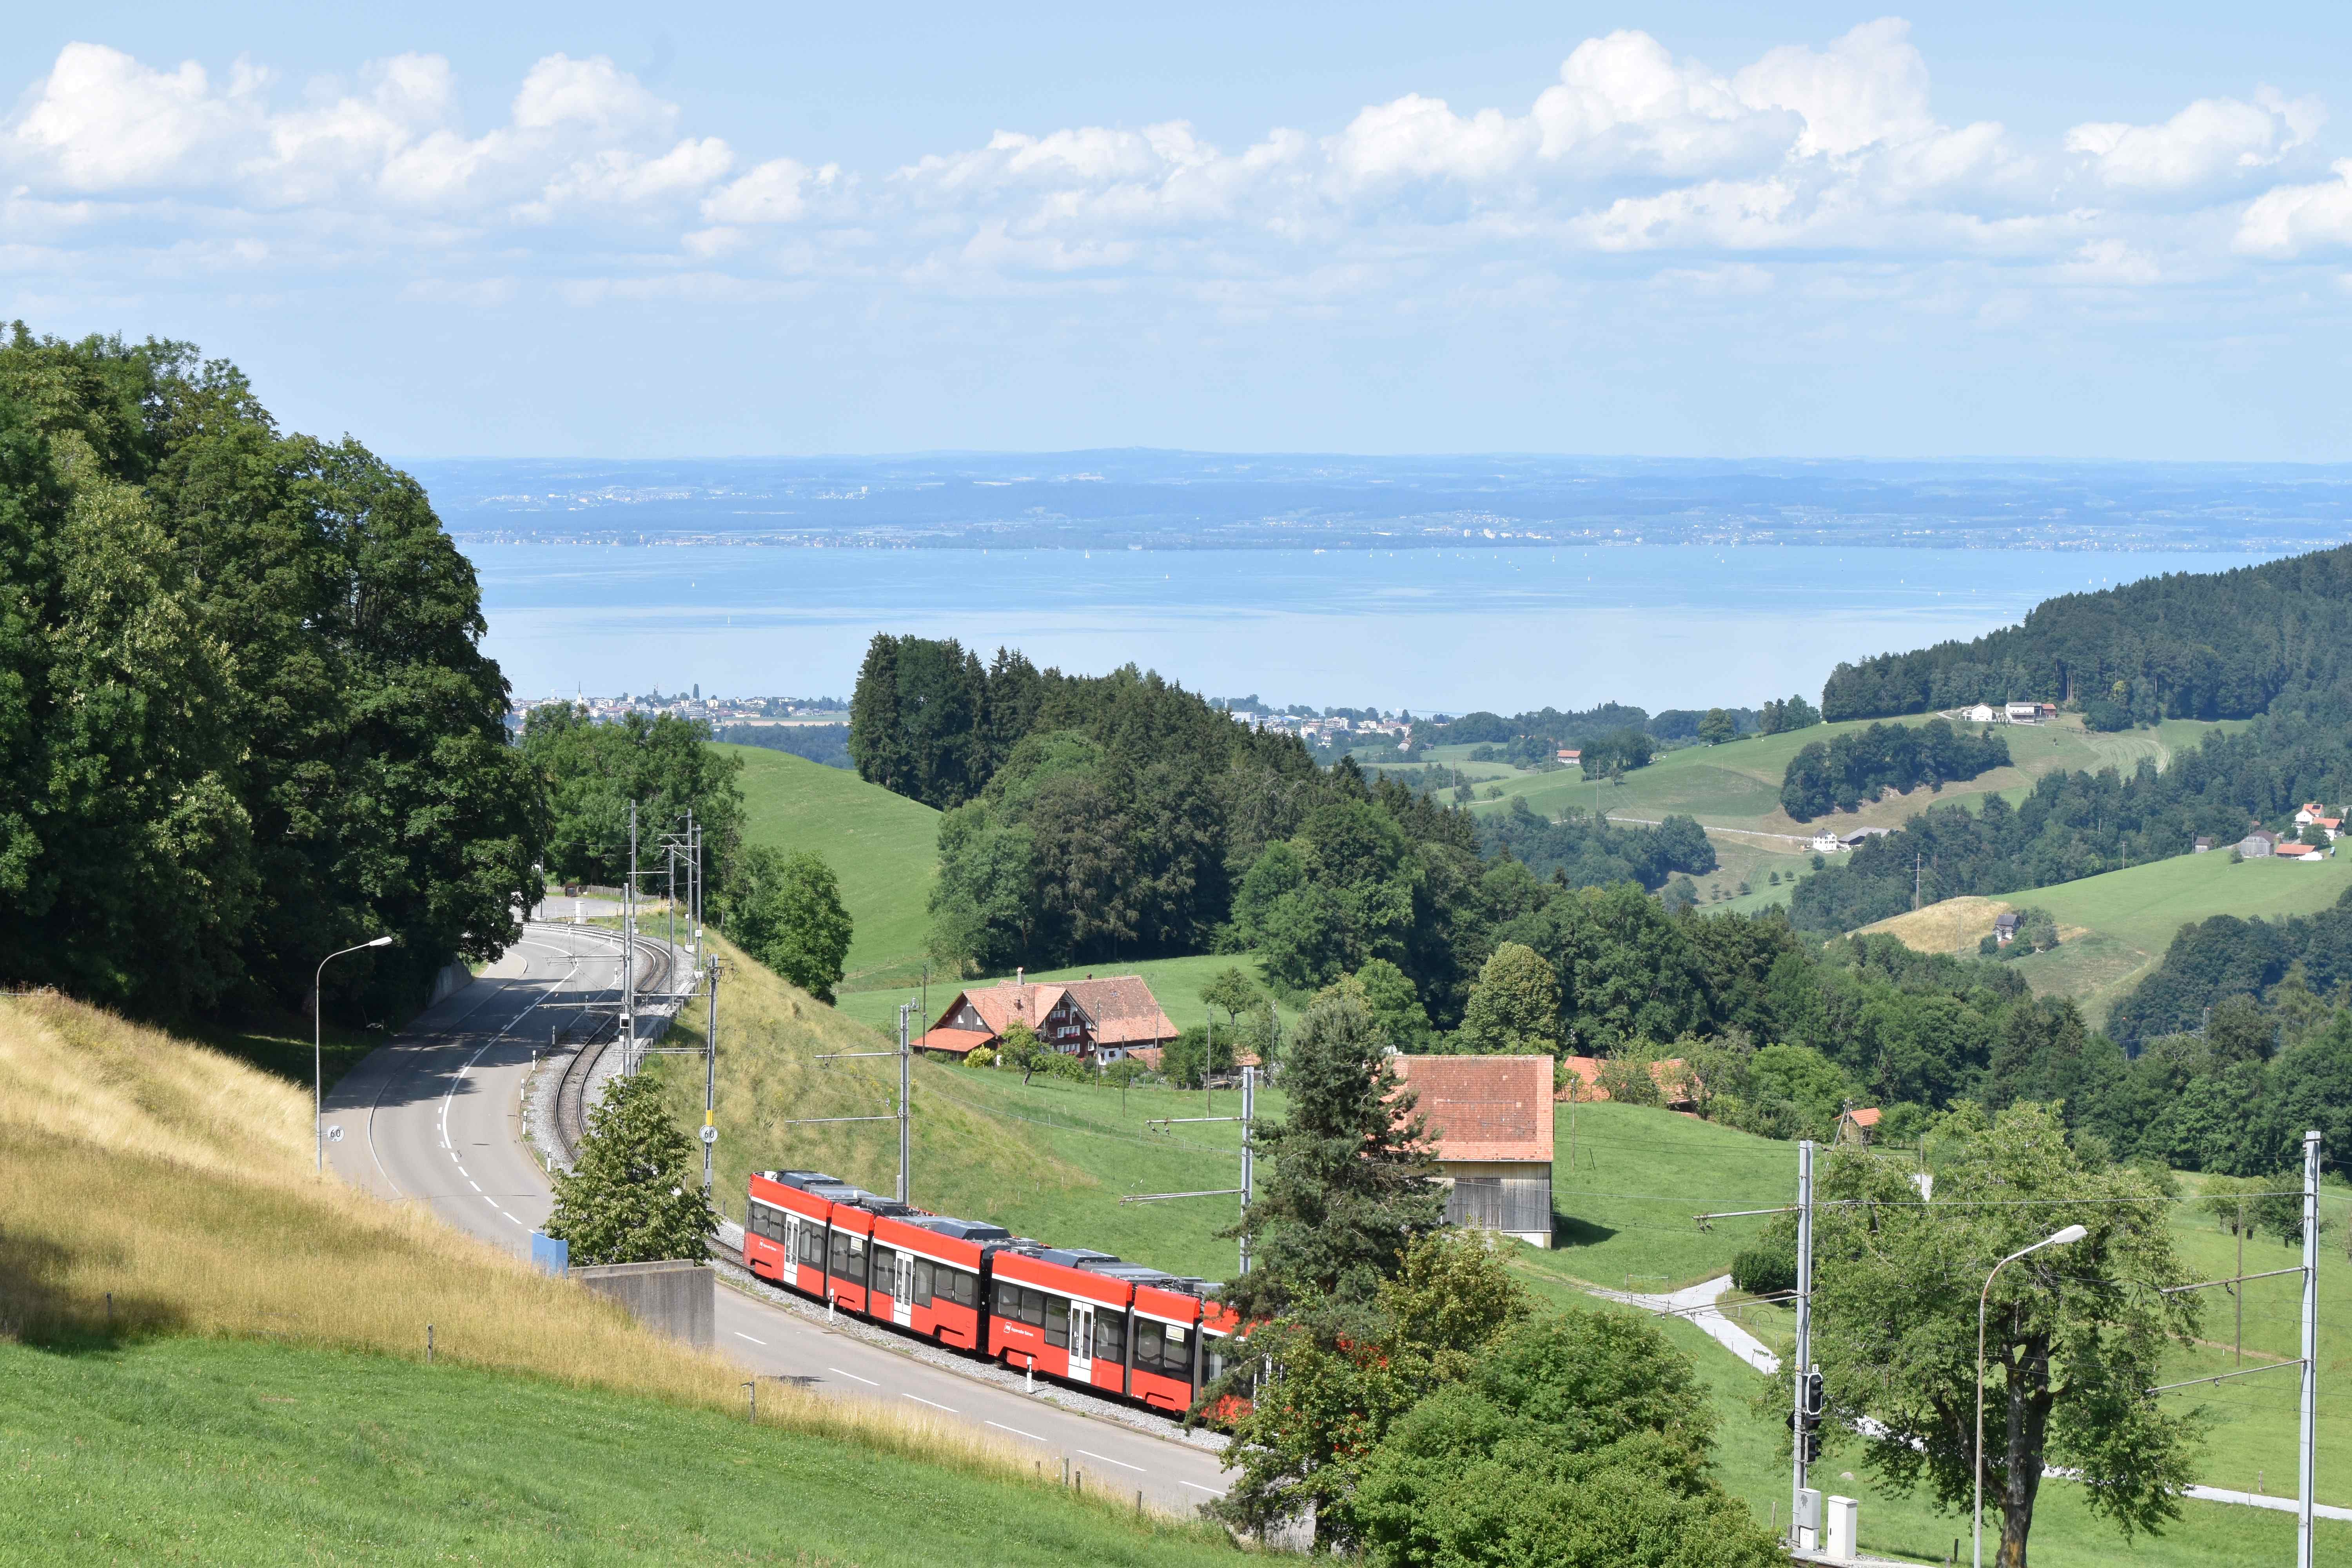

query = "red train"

[{"left": 743, "top": 1168, "right": 1238, "bottom": 1414}]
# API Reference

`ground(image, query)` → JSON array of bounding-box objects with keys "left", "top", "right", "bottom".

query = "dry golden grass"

[
  {"left": 649, "top": 931, "right": 1091, "bottom": 1228},
  {"left": 0, "top": 989, "right": 1142, "bottom": 1508}
]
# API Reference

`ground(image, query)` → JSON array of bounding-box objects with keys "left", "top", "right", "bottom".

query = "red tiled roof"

[
  {"left": 927, "top": 976, "right": 1176, "bottom": 1049},
  {"left": 1848, "top": 1107, "right": 1882, "bottom": 1128},
  {"left": 1393, "top": 1055, "right": 1554, "bottom": 1164},
  {"left": 916, "top": 1027, "right": 992, "bottom": 1056}
]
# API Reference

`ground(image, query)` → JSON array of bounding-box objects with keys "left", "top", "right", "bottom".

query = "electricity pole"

[
  {"left": 1791, "top": 1138, "right": 1817, "bottom": 1550},
  {"left": 623, "top": 800, "right": 638, "bottom": 1073},
  {"left": 1238, "top": 1063, "right": 1256, "bottom": 1274},
  {"left": 897, "top": 1002, "right": 914, "bottom": 1204},
  {"left": 701, "top": 956, "right": 720, "bottom": 1192},
  {"left": 2299, "top": 1128, "right": 2321, "bottom": 1568}
]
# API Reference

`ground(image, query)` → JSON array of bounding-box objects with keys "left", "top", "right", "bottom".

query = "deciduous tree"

[
  {"left": 1809, "top": 1104, "right": 2203, "bottom": 1568},
  {"left": 547, "top": 1072, "right": 716, "bottom": 1265},
  {"left": 723, "top": 846, "right": 853, "bottom": 1002}
]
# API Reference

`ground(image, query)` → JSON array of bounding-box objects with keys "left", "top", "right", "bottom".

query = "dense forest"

[
  {"left": 1777, "top": 717, "right": 2010, "bottom": 821},
  {"left": 1789, "top": 718, "right": 2352, "bottom": 934},
  {"left": 0, "top": 327, "right": 543, "bottom": 1020},
  {"left": 2106, "top": 891, "right": 2352, "bottom": 1045},
  {"left": 1476, "top": 797, "right": 1717, "bottom": 889},
  {"left": 1820, "top": 545, "right": 2352, "bottom": 722}
]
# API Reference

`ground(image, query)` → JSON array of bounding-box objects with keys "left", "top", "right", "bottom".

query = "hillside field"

[
  {"left": 0, "top": 989, "right": 1230, "bottom": 1564},
  {"left": 1859, "top": 849, "right": 2352, "bottom": 1025},
  {"left": 718, "top": 742, "right": 940, "bottom": 991},
  {"left": 1394, "top": 715, "right": 2240, "bottom": 918}
]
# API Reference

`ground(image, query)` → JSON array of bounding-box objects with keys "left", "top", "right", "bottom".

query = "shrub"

[
  {"left": 1595, "top": 1054, "right": 1662, "bottom": 1108},
  {"left": 964, "top": 1045, "right": 996, "bottom": 1069},
  {"left": 1731, "top": 1230, "right": 1798, "bottom": 1297}
]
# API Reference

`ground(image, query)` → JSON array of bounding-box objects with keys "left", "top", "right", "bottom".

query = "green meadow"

[
  {"left": 1863, "top": 848, "right": 2352, "bottom": 1025},
  {"left": 718, "top": 742, "right": 941, "bottom": 991},
  {"left": 0, "top": 1337, "right": 1232, "bottom": 1566},
  {"left": 1392, "top": 714, "right": 2245, "bottom": 921}
]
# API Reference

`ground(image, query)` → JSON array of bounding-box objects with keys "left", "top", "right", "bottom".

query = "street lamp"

[
  {"left": 316, "top": 936, "right": 394, "bottom": 1173},
  {"left": 1975, "top": 1223, "right": 2087, "bottom": 1568}
]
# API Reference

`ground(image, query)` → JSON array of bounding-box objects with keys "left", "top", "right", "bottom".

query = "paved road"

[{"left": 326, "top": 923, "right": 1230, "bottom": 1512}]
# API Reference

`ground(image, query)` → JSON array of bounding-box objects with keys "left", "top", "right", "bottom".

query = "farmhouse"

[
  {"left": 1993, "top": 911, "right": 2021, "bottom": 946},
  {"left": 2296, "top": 802, "right": 2327, "bottom": 827},
  {"left": 1964, "top": 702, "right": 1998, "bottom": 723},
  {"left": 2193, "top": 836, "right": 2215, "bottom": 853},
  {"left": 1811, "top": 828, "right": 1843, "bottom": 854},
  {"left": 2004, "top": 701, "right": 2045, "bottom": 724},
  {"left": 2278, "top": 842, "right": 2328, "bottom": 862},
  {"left": 918, "top": 973, "right": 1177, "bottom": 1063},
  {"left": 1393, "top": 1054, "right": 1554, "bottom": 1247},
  {"left": 2241, "top": 829, "right": 2278, "bottom": 858},
  {"left": 1557, "top": 748, "right": 1581, "bottom": 765}
]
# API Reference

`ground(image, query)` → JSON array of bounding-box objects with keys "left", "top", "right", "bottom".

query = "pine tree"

[
  {"left": 1222, "top": 995, "right": 1443, "bottom": 1325},
  {"left": 546, "top": 1072, "right": 714, "bottom": 1265}
]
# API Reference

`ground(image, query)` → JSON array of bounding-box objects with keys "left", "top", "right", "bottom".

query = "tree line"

[
  {"left": 1789, "top": 716, "right": 2352, "bottom": 934},
  {"left": 1820, "top": 542, "right": 2352, "bottom": 722},
  {"left": 1777, "top": 717, "right": 2010, "bottom": 821},
  {"left": 0, "top": 327, "right": 543, "bottom": 1021}
]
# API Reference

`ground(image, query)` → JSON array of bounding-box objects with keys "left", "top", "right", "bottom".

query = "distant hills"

[{"left": 403, "top": 452, "right": 2352, "bottom": 554}]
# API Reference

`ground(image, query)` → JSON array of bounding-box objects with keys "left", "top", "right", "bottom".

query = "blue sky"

[{"left": 9, "top": 3, "right": 2352, "bottom": 459}]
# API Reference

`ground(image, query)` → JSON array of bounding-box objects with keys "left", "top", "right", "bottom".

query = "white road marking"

[
  {"left": 1179, "top": 1481, "right": 1227, "bottom": 1495},
  {"left": 467, "top": 1179, "right": 480, "bottom": 1191},
  {"left": 1075, "top": 1448, "right": 1145, "bottom": 1473},
  {"left": 902, "top": 1393, "right": 958, "bottom": 1413},
  {"left": 828, "top": 1367, "right": 880, "bottom": 1387},
  {"left": 986, "top": 1419, "right": 1047, "bottom": 1443},
  {"left": 735, "top": 1332, "right": 767, "bottom": 1346}
]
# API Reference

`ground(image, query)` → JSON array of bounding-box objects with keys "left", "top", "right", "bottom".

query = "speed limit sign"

[{"left": 698, "top": 1124, "right": 719, "bottom": 1145}]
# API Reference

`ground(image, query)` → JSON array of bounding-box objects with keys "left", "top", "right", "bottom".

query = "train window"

[
  {"left": 871, "top": 1245, "right": 897, "bottom": 1294},
  {"left": 1203, "top": 1334, "right": 1228, "bottom": 1384},
  {"left": 1095, "top": 1310, "right": 1125, "bottom": 1366},
  {"left": 913, "top": 1258, "right": 934, "bottom": 1305},
  {"left": 938, "top": 1266, "right": 974, "bottom": 1309},
  {"left": 799, "top": 1225, "right": 825, "bottom": 1268},
  {"left": 1043, "top": 1297, "right": 1069, "bottom": 1348},
  {"left": 1135, "top": 1320, "right": 1162, "bottom": 1368},
  {"left": 993, "top": 1279, "right": 1016, "bottom": 1318},
  {"left": 829, "top": 1228, "right": 849, "bottom": 1276}
]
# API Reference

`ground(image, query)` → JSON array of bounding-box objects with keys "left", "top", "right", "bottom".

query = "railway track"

[{"left": 545, "top": 924, "right": 682, "bottom": 1161}]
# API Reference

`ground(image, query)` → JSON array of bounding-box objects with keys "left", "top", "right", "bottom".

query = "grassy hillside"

[
  {"left": 0, "top": 989, "right": 1230, "bottom": 1559},
  {"left": 718, "top": 742, "right": 940, "bottom": 991},
  {"left": 0, "top": 1337, "right": 1229, "bottom": 1566},
  {"left": 1858, "top": 850, "right": 2352, "bottom": 1025},
  {"left": 1402, "top": 715, "right": 2241, "bottom": 916},
  {"left": 653, "top": 933, "right": 1277, "bottom": 1279}
]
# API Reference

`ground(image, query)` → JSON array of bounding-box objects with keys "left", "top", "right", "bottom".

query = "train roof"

[
  {"left": 910, "top": 1216, "right": 1012, "bottom": 1241},
  {"left": 759, "top": 1169, "right": 844, "bottom": 1191}
]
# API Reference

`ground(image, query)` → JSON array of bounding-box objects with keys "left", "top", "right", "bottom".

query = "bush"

[
  {"left": 1731, "top": 1231, "right": 1798, "bottom": 1297},
  {"left": 1595, "top": 1054, "right": 1662, "bottom": 1107},
  {"left": 964, "top": 1045, "right": 996, "bottom": 1069}
]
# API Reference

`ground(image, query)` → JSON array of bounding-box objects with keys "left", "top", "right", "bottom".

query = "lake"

[{"left": 467, "top": 543, "right": 2278, "bottom": 714}]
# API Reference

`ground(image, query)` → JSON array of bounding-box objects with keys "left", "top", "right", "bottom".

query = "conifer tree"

[
  {"left": 1221, "top": 995, "right": 1442, "bottom": 1325},
  {"left": 546, "top": 1072, "right": 714, "bottom": 1265}
]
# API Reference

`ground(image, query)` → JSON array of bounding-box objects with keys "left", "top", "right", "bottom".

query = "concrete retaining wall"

[
  {"left": 571, "top": 1259, "right": 713, "bottom": 1349},
  {"left": 427, "top": 958, "right": 474, "bottom": 1007}
]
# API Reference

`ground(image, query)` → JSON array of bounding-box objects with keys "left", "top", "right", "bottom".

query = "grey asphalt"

[{"left": 325, "top": 922, "right": 1232, "bottom": 1513}]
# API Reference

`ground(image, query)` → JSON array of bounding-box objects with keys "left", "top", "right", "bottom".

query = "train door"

[
  {"left": 785, "top": 1216, "right": 803, "bottom": 1281},
  {"left": 893, "top": 1252, "right": 915, "bottom": 1327},
  {"left": 1067, "top": 1303, "right": 1095, "bottom": 1382}
]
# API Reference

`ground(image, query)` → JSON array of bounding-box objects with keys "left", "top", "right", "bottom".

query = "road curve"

[{"left": 325, "top": 922, "right": 1232, "bottom": 1512}]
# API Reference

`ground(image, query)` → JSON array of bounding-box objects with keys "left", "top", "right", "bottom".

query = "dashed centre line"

[
  {"left": 986, "top": 1419, "right": 1047, "bottom": 1443},
  {"left": 1075, "top": 1448, "right": 1145, "bottom": 1473},
  {"left": 902, "top": 1393, "right": 958, "bottom": 1413},
  {"left": 735, "top": 1332, "right": 767, "bottom": 1346},
  {"left": 828, "top": 1367, "right": 880, "bottom": 1387}
]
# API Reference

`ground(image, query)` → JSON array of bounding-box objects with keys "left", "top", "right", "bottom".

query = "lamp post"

[
  {"left": 316, "top": 935, "right": 394, "bottom": 1173},
  {"left": 1974, "top": 1222, "right": 2087, "bottom": 1568}
]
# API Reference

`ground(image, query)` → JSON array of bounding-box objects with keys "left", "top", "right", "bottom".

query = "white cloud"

[
  {"left": 2069, "top": 87, "right": 2323, "bottom": 191},
  {"left": 2238, "top": 160, "right": 2352, "bottom": 256},
  {"left": 3, "top": 25, "right": 2345, "bottom": 313}
]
